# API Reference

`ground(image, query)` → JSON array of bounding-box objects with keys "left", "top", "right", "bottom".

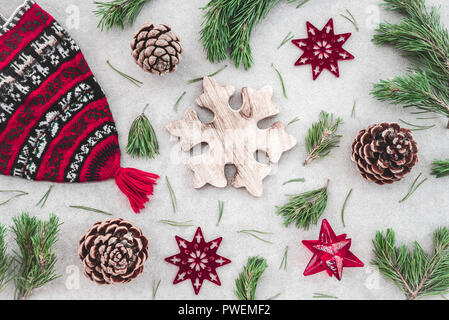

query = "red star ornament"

[
  {"left": 302, "top": 219, "right": 364, "bottom": 280},
  {"left": 165, "top": 227, "right": 231, "bottom": 295},
  {"left": 292, "top": 18, "right": 354, "bottom": 80}
]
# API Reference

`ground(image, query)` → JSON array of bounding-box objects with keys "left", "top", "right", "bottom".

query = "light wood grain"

[{"left": 166, "top": 77, "right": 297, "bottom": 197}]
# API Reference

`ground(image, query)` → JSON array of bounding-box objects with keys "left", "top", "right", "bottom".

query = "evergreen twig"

[
  {"left": 276, "top": 180, "right": 329, "bottom": 230},
  {"left": 341, "top": 188, "right": 353, "bottom": 228},
  {"left": 371, "top": 0, "right": 449, "bottom": 128},
  {"left": 272, "top": 64, "right": 287, "bottom": 99},
  {"left": 126, "top": 104, "right": 159, "bottom": 159},
  {"left": 0, "top": 190, "right": 28, "bottom": 206},
  {"left": 107, "top": 60, "right": 143, "bottom": 87},
  {"left": 69, "top": 205, "right": 113, "bottom": 216},
  {"left": 217, "top": 200, "right": 225, "bottom": 226},
  {"left": 431, "top": 159, "right": 449, "bottom": 178},
  {"left": 399, "top": 173, "right": 427, "bottom": 203},
  {"left": 94, "top": 0, "right": 149, "bottom": 31},
  {"left": 372, "top": 227, "right": 449, "bottom": 300},
  {"left": 304, "top": 111, "right": 342, "bottom": 166},
  {"left": 0, "top": 225, "right": 13, "bottom": 292},
  {"left": 12, "top": 213, "right": 61, "bottom": 300},
  {"left": 36, "top": 186, "right": 53, "bottom": 208},
  {"left": 234, "top": 256, "right": 268, "bottom": 300}
]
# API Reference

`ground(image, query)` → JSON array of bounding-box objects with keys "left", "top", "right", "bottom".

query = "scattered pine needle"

[
  {"left": 287, "top": 116, "right": 300, "bottom": 126},
  {"left": 267, "top": 292, "right": 282, "bottom": 300},
  {"left": 283, "top": 178, "right": 305, "bottom": 185},
  {"left": 239, "top": 230, "right": 273, "bottom": 244},
  {"left": 351, "top": 100, "right": 356, "bottom": 118},
  {"left": 278, "top": 32, "right": 294, "bottom": 49},
  {"left": 217, "top": 200, "right": 225, "bottom": 226},
  {"left": 0, "top": 190, "right": 28, "bottom": 206},
  {"left": 158, "top": 220, "right": 193, "bottom": 227},
  {"left": 107, "top": 60, "right": 143, "bottom": 87},
  {"left": 69, "top": 205, "right": 113, "bottom": 216},
  {"left": 166, "top": 176, "right": 178, "bottom": 213},
  {"left": 399, "top": 173, "right": 427, "bottom": 203},
  {"left": 313, "top": 292, "right": 339, "bottom": 299},
  {"left": 272, "top": 63, "right": 287, "bottom": 99},
  {"left": 279, "top": 246, "right": 288, "bottom": 271},
  {"left": 399, "top": 119, "right": 435, "bottom": 131},
  {"left": 340, "top": 9, "right": 359, "bottom": 32},
  {"left": 174, "top": 91, "right": 186, "bottom": 112},
  {"left": 341, "top": 188, "right": 353, "bottom": 228},
  {"left": 289, "top": 0, "right": 310, "bottom": 8},
  {"left": 188, "top": 65, "right": 228, "bottom": 84},
  {"left": 152, "top": 279, "right": 161, "bottom": 300},
  {"left": 36, "top": 186, "right": 53, "bottom": 208}
]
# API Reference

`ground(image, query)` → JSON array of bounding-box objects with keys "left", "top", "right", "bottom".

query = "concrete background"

[{"left": 0, "top": 0, "right": 448, "bottom": 300}]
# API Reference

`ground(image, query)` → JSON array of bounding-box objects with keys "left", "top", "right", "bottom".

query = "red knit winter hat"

[{"left": 0, "top": 1, "right": 158, "bottom": 213}]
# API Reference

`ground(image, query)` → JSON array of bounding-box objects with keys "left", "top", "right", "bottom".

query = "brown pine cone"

[
  {"left": 351, "top": 122, "right": 418, "bottom": 185},
  {"left": 78, "top": 218, "right": 149, "bottom": 284},
  {"left": 130, "top": 23, "right": 183, "bottom": 75}
]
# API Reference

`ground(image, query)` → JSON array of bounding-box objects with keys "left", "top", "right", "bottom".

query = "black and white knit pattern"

[{"left": 0, "top": 0, "right": 35, "bottom": 36}]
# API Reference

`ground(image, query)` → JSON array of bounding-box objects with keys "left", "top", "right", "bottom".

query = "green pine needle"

[
  {"left": 351, "top": 100, "right": 357, "bottom": 118},
  {"left": 267, "top": 292, "right": 282, "bottom": 300},
  {"left": 283, "top": 178, "right": 305, "bottom": 185},
  {"left": 288, "top": 0, "right": 310, "bottom": 8},
  {"left": 11, "top": 212, "right": 61, "bottom": 300},
  {"left": 399, "top": 173, "right": 427, "bottom": 203},
  {"left": 36, "top": 186, "right": 53, "bottom": 208},
  {"left": 217, "top": 200, "right": 225, "bottom": 226},
  {"left": 94, "top": 0, "right": 149, "bottom": 31},
  {"left": 158, "top": 220, "right": 193, "bottom": 228},
  {"left": 341, "top": 188, "right": 353, "bottom": 228},
  {"left": 107, "top": 60, "right": 143, "bottom": 87},
  {"left": 372, "top": 227, "right": 449, "bottom": 300},
  {"left": 313, "top": 292, "right": 338, "bottom": 299},
  {"left": 340, "top": 9, "right": 359, "bottom": 32},
  {"left": 278, "top": 32, "right": 294, "bottom": 49},
  {"left": 399, "top": 118, "right": 435, "bottom": 131},
  {"left": 276, "top": 180, "right": 329, "bottom": 230},
  {"left": 166, "top": 177, "right": 178, "bottom": 213},
  {"left": 0, "top": 190, "right": 28, "bottom": 206},
  {"left": 431, "top": 159, "right": 449, "bottom": 178},
  {"left": 234, "top": 256, "right": 268, "bottom": 300},
  {"left": 126, "top": 104, "right": 159, "bottom": 159},
  {"left": 0, "top": 225, "right": 13, "bottom": 292},
  {"left": 371, "top": 0, "right": 449, "bottom": 128},
  {"left": 304, "top": 111, "right": 342, "bottom": 166},
  {"left": 287, "top": 116, "right": 300, "bottom": 126},
  {"left": 279, "top": 246, "right": 288, "bottom": 271},
  {"left": 187, "top": 65, "right": 228, "bottom": 84},
  {"left": 272, "top": 63, "right": 287, "bottom": 99},
  {"left": 69, "top": 205, "right": 113, "bottom": 216},
  {"left": 174, "top": 91, "right": 186, "bottom": 112},
  {"left": 238, "top": 230, "right": 273, "bottom": 244},
  {"left": 152, "top": 279, "right": 161, "bottom": 300}
]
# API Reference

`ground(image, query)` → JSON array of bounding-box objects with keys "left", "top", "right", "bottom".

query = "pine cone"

[
  {"left": 78, "top": 218, "right": 149, "bottom": 284},
  {"left": 351, "top": 122, "right": 418, "bottom": 185},
  {"left": 130, "top": 23, "right": 183, "bottom": 75}
]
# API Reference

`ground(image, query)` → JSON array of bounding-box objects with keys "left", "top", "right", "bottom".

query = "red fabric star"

[
  {"left": 292, "top": 19, "right": 354, "bottom": 80},
  {"left": 302, "top": 219, "right": 364, "bottom": 280},
  {"left": 165, "top": 227, "right": 231, "bottom": 295}
]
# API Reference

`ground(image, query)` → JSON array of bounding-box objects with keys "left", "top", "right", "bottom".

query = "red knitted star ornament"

[
  {"left": 302, "top": 219, "right": 364, "bottom": 280},
  {"left": 165, "top": 227, "right": 231, "bottom": 295},
  {"left": 292, "top": 19, "right": 354, "bottom": 80}
]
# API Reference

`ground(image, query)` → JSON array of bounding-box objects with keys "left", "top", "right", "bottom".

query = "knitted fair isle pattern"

[{"left": 0, "top": 1, "right": 159, "bottom": 213}]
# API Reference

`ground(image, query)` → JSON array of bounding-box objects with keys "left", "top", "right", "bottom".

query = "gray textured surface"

[{"left": 0, "top": 0, "right": 448, "bottom": 300}]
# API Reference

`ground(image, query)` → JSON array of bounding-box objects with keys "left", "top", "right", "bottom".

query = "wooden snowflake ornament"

[{"left": 166, "top": 77, "right": 297, "bottom": 197}]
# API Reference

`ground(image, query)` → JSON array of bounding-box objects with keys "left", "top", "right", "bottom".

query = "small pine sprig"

[
  {"left": 126, "top": 104, "right": 159, "bottom": 159},
  {"left": 431, "top": 159, "right": 449, "bottom": 178},
  {"left": 0, "top": 225, "right": 13, "bottom": 291},
  {"left": 304, "top": 111, "right": 342, "bottom": 166},
  {"left": 372, "top": 227, "right": 449, "bottom": 300},
  {"left": 12, "top": 213, "right": 62, "bottom": 300},
  {"left": 234, "top": 256, "right": 268, "bottom": 300},
  {"left": 94, "top": 0, "right": 149, "bottom": 31},
  {"left": 276, "top": 180, "right": 329, "bottom": 230}
]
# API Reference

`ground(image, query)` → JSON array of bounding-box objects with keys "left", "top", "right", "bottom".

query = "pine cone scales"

[
  {"left": 131, "top": 23, "right": 183, "bottom": 75},
  {"left": 351, "top": 123, "right": 418, "bottom": 185},
  {"left": 78, "top": 218, "right": 149, "bottom": 284}
]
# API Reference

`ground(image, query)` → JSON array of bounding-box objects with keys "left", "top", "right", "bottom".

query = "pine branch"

[
  {"left": 0, "top": 224, "right": 13, "bottom": 291},
  {"left": 371, "top": 0, "right": 449, "bottom": 127},
  {"left": 431, "top": 159, "right": 449, "bottom": 178},
  {"left": 276, "top": 180, "right": 329, "bottom": 230},
  {"left": 11, "top": 213, "right": 61, "bottom": 300},
  {"left": 126, "top": 104, "right": 159, "bottom": 159},
  {"left": 94, "top": 0, "right": 149, "bottom": 31},
  {"left": 304, "top": 111, "right": 342, "bottom": 166},
  {"left": 234, "top": 256, "right": 267, "bottom": 300},
  {"left": 372, "top": 227, "right": 449, "bottom": 300}
]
